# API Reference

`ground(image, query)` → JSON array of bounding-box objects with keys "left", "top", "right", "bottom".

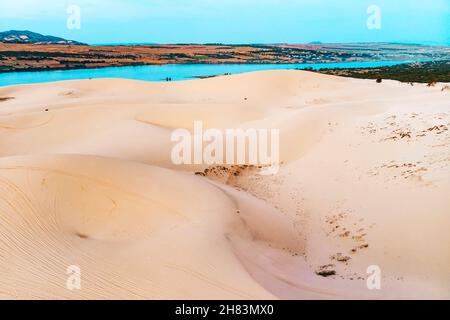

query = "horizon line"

[
  {"left": 1, "top": 30, "right": 449, "bottom": 47},
  {"left": 89, "top": 41, "right": 450, "bottom": 47}
]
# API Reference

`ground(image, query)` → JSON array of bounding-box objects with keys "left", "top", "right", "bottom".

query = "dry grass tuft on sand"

[{"left": 0, "top": 96, "right": 14, "bottom": 102}]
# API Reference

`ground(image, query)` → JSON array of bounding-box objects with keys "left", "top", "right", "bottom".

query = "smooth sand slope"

[{"left": 0, "top": 70, "right": 449, "bottom": 299}]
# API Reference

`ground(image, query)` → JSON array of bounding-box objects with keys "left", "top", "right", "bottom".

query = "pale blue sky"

[{"left": 0, "top": 0, "right": 449, "bottom": 45}]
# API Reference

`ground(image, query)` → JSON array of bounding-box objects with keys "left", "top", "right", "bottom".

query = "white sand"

[{"left": 0, "top": 70, "right": 448, "bottom": 299}]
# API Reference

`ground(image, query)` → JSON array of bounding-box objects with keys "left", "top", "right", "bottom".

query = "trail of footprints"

[
  {"left": 362, "top": 112, "right": 450, "bottom": 183},
  {"left": 316, "top": 210, "right": 375, "bottom": 279},
  {"left": 360, "top": 112, "right": 449, "bottom": 143}
]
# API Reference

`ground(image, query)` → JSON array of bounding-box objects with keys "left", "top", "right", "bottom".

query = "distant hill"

[{"left": 0, "top": 30, "right": 86, "bottom": 45}]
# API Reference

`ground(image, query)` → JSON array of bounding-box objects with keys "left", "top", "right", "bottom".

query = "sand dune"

[{"left": 0, "top": 70, "right": 449, "bottom": 299}]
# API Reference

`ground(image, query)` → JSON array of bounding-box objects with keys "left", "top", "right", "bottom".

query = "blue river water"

[{"left": 0, "top": 60, "right": 411, "bottom": 87}]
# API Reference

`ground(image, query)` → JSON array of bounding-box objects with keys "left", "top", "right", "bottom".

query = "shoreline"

[{"left": 1, "top": 60, "right": 440, "bottom": 88}]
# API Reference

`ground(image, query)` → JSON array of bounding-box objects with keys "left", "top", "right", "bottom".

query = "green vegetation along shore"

[{"left": 315, "top": 60, "right": 450, "bottom": 83}]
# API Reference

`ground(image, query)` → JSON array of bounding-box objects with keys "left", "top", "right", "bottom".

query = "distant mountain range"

[{"left": 0, "top": 30, "right": 86, "bottom": 45}]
